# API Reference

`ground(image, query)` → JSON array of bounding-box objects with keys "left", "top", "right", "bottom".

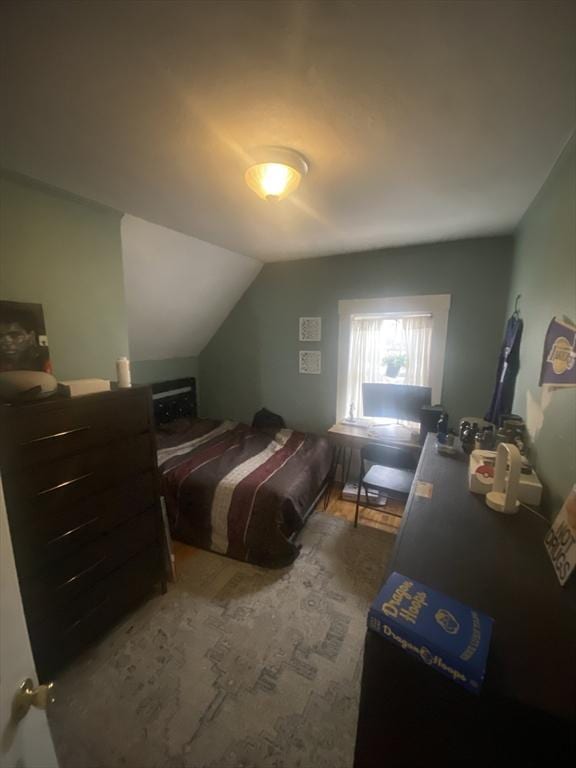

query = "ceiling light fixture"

[{"left": 245, "top": 147, "right": 308, "bottom": 202}]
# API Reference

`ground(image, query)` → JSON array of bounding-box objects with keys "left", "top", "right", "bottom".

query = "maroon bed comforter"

[{"left": 156, "top": 419, "right": 333, "bottom": 567}]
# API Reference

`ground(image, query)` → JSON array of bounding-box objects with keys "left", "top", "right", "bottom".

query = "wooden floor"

[{"left": 319, "top": 482, "right": 404, "bottom": 534}]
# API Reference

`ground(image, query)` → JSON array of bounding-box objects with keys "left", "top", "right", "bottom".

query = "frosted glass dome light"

[{"left": 245, "top": 148, "right": 308, "bottom": 202}]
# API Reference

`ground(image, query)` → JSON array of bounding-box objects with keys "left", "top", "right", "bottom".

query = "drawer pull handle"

[
  {"left": 37, "top": 473, "right": 92, "bottom": 497},
  {"left": 57, "top": 556, "right": 106, "bottom": 591},
  {"left": 47, "top": 517, "right": 99, "bottom": 548},
  {"left": 21, "top": 426, "right": 90, "bottom": 446},
  {"left": 63, "top": 597, "right": 109, "bottom": 636}
]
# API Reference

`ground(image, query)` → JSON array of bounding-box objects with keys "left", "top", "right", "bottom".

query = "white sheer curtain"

[
  {"left": 346, "top": 314, "right": 433, "bottom": 418},
  {"left": 346, "top": 317, "right": 385, "bottom": 418},
  {"left": 403, "top": 315, "right": 433, "bottom": 388}
]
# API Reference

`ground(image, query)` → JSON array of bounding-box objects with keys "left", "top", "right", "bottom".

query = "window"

[
  {"left": 336, "top": 295, "right": 451, "bottom": 422},
  {"left": 347, "top": 313, "right": 433, "bottom": 419}
]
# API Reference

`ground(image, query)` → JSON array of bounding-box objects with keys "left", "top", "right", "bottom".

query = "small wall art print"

[
  {"left": 299, "top": 350, "right": 321, "bottom": 375},
  {"left": 299, "top": 317, "right": 322, "bottom": 342},
  {"left": 539, "top": 316, "right": 576, "bottom": 388},
  {"left": 0, "top": 300, "right": 52, "bottom": 373}
]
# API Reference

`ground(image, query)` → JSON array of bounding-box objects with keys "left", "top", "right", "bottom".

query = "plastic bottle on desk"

[{"left": 437, "top": 412, "right": 449, "bottom": 443}]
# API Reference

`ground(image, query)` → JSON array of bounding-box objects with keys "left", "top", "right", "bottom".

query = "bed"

[{"left": 151, "top": 378, "right": 334, "bottom": 567}]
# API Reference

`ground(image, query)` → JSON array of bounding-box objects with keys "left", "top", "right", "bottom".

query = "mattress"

[{"left": 156, "top": 418, "right": 333, "bottom": 567}]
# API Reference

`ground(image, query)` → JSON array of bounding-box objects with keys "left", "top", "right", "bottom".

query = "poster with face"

[{"left": 0, "top": 301, "right": 52, "bottom": 373}]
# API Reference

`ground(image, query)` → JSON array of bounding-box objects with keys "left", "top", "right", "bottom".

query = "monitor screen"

[{"left": 362, "top": 383, "right": 432, "bottom": 422}]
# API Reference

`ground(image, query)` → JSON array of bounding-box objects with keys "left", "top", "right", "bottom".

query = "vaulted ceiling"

[
  {"left": 1, "top": 0, "right": 575, "bottom": 261},
  {"left": 121, "top": 215, "right": 261, "bottom": 361}
]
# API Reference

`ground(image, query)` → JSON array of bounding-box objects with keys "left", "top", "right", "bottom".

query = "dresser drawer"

[
  {"left": 10, "top": 471, "right": 158, "bottom": 574},
  {"left": 0, "top": 388, "right": 151, "bottom": 469},
  {"left": 3, "top": 433, "right": 155, "bottom": 530},
  {"left": 30, "top": 545, "right": 162, "bottom": 681},
  {"left": 22, "top": 507, "right": 159, "bottom": 624}
]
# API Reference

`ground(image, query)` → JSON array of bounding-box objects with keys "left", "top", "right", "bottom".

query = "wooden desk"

[
  {"left": 354, "top": 435, "right": 576, "bottom": 767},
  {"left": 327, "top": 423, "right": 421, "bottom": 491},
  {"left": 328, "top": 422, "right": 421, "bottom": 451}
]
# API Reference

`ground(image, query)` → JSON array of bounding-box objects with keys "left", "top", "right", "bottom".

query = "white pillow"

[{"left": 0, "top": 371, "right": 58, "bottom": 402}]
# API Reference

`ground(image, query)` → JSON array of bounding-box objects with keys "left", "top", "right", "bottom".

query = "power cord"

[{"left": 520, "top": 502, "right": 550, "bottom": 526}]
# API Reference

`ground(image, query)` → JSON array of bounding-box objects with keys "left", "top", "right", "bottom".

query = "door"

[{"left": 0, "top": 475, "right": 59, "bottom": 768}]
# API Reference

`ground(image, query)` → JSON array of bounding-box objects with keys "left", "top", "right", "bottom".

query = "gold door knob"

[{"left": 12, "top": 678, "right": 55, "bottom": 723}]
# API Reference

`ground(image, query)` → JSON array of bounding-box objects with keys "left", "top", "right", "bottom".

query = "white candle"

[{"left": 116, "top": 357, "right": 131, "bottom": 388}]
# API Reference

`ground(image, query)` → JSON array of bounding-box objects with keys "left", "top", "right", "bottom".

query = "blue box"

[{"left": 368, "top": 572, "right": 493, "bottom": 693}]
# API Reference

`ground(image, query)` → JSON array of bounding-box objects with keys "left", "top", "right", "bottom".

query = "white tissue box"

[{"left": 60, "top": 378, "right": 111, "bottom": 397}]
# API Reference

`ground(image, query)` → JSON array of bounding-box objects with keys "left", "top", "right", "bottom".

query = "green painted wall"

[
  {"left": 200, "top": 236, "right": 513, "bottom": 433},
  {"left": 507, "top": 135, "right": 576, "bottom": 513},
  {"left": 0, "top": 173, "right": 129, "bottom": 380},
  {"left": 131, "top": 356, "right": 198, "bottom": 384}
]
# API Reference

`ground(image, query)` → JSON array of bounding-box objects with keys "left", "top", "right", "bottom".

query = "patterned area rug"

[{"left": 49, "top": 513, "right": 395, "bottom": 768}]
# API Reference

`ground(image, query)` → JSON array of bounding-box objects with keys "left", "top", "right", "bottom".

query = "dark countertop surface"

[{"left": 388, "top": 434, "right": 576, "bottom": 720}]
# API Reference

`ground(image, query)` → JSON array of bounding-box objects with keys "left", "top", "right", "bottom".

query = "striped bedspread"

[{"left": 157, "top": 419, "right": 333, "bottom": 567}]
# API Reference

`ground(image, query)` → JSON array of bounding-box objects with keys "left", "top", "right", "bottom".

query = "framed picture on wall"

[
  {"left": 299, "top": 350, "right": 322, "bottom": 374},
  {"left": 299, "top": 317, "right": 322, "bottom": 342},
  {"left": 0, "top": 300, "right": 52, "bottom": 373}
]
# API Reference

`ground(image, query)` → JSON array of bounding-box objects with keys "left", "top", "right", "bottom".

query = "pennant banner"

[{"left": 539, "top": 316, "right": 576, "bottom": 388}]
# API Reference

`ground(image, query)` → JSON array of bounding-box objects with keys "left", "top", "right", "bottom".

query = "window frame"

[{"left": 336, "top": 294, "right": 451, "bottom": 422}]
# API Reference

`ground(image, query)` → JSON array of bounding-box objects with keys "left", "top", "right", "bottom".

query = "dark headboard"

[{"left": 150, "top": 377, "right": 197, "bottom": 426}]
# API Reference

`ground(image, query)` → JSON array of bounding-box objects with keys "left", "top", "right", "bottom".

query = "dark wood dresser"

[{"left": 0, "top": 387, "right": 166, "bottom": 681}]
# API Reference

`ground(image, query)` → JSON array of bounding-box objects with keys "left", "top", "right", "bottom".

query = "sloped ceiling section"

[{"left": 121, "top": 215, "right": 261, "bottom": 361}]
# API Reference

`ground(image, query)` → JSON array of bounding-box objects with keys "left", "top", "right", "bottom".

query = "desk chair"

[{"left": 354, "top": 443, "right": 418, "bottom": 527}]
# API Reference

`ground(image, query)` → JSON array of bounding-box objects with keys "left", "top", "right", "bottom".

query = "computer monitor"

[{"left": 362, "top": 383, "right": 432, "bottom": 422}]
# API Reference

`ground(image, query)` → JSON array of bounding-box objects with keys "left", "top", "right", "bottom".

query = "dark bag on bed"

[{"left": 252, "top": 408, "right": 286, "bottom": 431}]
